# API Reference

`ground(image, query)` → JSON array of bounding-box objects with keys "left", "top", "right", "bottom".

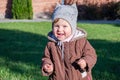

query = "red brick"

[{"left": 0, "top": 0, "right": 119, "bottom": 19}]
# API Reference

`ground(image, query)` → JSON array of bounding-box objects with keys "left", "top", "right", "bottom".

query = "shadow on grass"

[
  {"left": 0, "top": 29, "right": 48, "bottom": 65},
  {"left": 113, "top": 24, "right": 120, "bottom": 27},
  {"left": 0, "top": 29, "right": 48, "bottom": 79},
  {"left": 89, "top": 39, "right": 120, "bottom": 80},
  {"left": 0, "top": 29, "right": 119, "bottom": 80}
]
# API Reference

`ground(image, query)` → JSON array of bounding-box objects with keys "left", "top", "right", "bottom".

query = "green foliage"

[{"left": 12, "top": 0, "right": 33, "bottom": 19}]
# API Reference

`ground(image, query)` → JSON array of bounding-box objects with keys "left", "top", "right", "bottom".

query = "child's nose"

[{"left": 58, "top": 27, "right": 63, "bottom": 31}]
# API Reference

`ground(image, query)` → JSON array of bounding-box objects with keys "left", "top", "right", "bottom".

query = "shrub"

[
  {"left": 12, "top": 0, "right": 33, "bottom": 19},
  {"left": 77, "top": 5, "right": 101, "bottom": 20},
  {"left": 116, "top": 2, "right": 120, "bottom": 19},
  {"left": 101, "top": 2, "right": 118, "bottom": 20},
  {"left": 77, "top": 2, "right": 120, "bottom": 20}
]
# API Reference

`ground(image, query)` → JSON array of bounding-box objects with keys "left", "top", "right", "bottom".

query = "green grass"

[{"left": 0, "top": 22, "right": 120, "bottom": 80}]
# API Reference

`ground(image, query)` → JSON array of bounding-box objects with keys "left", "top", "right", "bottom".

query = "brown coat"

[{"left": 42, "top": 28, "right": 97, "bottom": 80}]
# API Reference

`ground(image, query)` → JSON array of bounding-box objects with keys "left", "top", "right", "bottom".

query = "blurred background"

[{"left": 0, "top": 0, "right": 120, "bottom": 20}]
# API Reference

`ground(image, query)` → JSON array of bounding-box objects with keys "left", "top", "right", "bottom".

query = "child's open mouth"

[{"left": 57, "top": 33, "right": 64, "bottom": 37}]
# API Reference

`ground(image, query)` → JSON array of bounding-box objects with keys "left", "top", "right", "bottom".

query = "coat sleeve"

[
  {"left": 81, "top": 38, "right": 97, "bottom": 72},
  {"left": 41, "top": 43, "right": 53, "bottom": 76}
]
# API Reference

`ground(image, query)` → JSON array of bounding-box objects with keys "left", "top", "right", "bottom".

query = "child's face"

[{"left": 53, "top": 19, "right": 72, "bottom": 41}]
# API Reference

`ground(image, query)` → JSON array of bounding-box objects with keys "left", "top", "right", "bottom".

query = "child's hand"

[
  {"left": 43, "top": 64, "right": 53, "bottom": 73},
  {"left": 77, "top": 59, "right": 86, "bottom": 69}
]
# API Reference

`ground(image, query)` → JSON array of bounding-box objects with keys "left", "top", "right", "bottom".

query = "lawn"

[{"left": 0, "top": 22, "right": 120, "bottom": 80}]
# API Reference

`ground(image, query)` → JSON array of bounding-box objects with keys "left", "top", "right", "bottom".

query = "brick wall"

[
  {"left": 0, "top": 0, "right": 12, "bottom": 19},
  {"left": 0, "top": 0, "right": 119, "bottom": 19},
  {"left": 32, "top": 0, "right": 60, "bottom": 19},
  {"left": 0, "top": 0, "right": 7, "bottom": 19},
  {"left": 77, "top": 0, "right": 120, "bottom": 6}
]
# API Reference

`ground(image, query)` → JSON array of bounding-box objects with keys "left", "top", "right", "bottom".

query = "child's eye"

[
  {"left": 54, "top": 25, "right": 59, "bottom": 28},
  {"left": 63, "top": 25, "right": 67, "bottom": 28}
]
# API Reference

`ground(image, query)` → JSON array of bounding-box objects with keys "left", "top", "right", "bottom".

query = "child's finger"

[
  {"left": 45, "top": 64, "right": 52, "bottom": 69},
  {"left": 77, "top": 59, "right": 83, "bottom": 64}
]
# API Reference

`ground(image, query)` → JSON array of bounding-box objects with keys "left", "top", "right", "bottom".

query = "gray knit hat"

[{"left": 52, "top": 3, "right": 78, "bottom": 34}]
